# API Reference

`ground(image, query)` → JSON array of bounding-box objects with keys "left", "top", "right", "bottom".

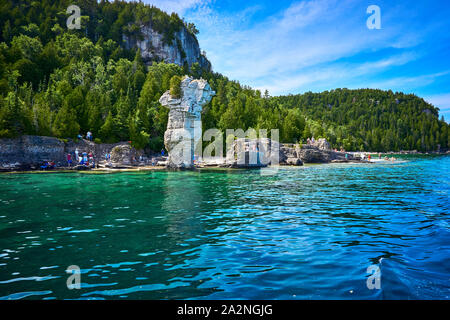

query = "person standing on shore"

[
  {"left": 67, "top": 153, "right": 72, "bottom": 167},
  {"left": 75, "top": 148, "right": 79, "bottom": 163},
  {"left": 88, "top": 152, "right": 94, "bottom": 166}
]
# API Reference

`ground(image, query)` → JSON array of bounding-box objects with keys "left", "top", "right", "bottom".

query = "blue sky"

[{"left": 142, "top": 0, "right": 450, "bottom": 121}]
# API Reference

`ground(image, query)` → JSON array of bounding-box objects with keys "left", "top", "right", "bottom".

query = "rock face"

[
  {"left": 123, "top": 25, "right": 211, "bottom": 70},
  {"left": 159, "top": 76, "right": 215, "bottom": 168},
  {"left": 297, "top": 146, "right": 333, "bottom": 163},
  {"left": 0, "top": 135, "right": 138, "bottom": 171},
  {"left": 279, "top": 143, "right": 302, "bottom": 165},
  {"left": 0, "top": 135, "right": 65, "bottom": 170},
  {"left": 310, "top": 138, "right": 331, "bottom": 150}
]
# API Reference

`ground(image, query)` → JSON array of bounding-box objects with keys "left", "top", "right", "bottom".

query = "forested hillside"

[
  {"left": 0, "top": 0, "right": 448, "bottom": 152},
  {"left": 270, "top": 90, "right": 449, "bottom": 152}
]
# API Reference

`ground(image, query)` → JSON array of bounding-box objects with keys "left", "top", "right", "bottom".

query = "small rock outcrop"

[
  {"left": 310, "top": 138, "right": 331, "bottom": 150},
  {"left": 159, "top": 76, "right": 215, "bottom": 169},
  {"left": 225, "top": 138, "right": 271, "bottom": 168},
  {"left": 228, "top": 138, "right": 353, "bottom": 165},
  {"left": 297, "top": 146, "right": 333, "bottom": 163},
  {"left": 285, "top": 157, "right": 303, "bottom": 166},
  {"left": 110, "top": 145, "right": 138, "bottom": 166},
  {"left": 278, "top": 144, "right": 302, "bottom": 166}
]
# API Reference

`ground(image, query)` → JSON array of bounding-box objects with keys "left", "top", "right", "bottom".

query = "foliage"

[{"left": 169, "top": 75, "right": 182, "bottom": 99}]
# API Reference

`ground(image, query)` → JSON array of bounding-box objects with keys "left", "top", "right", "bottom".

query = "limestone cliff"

[{"left": 123, "top": 25, "right": 211, "bottom": 70}]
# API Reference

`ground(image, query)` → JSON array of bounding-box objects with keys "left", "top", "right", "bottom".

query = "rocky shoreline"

[
  {"left": 1, "top": 135, "right": 447, "bottom": 173},
  {"left": 0, "top": 135, "right": 160, "bottom": 172}
]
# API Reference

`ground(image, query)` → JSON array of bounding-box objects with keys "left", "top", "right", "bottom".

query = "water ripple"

[{"left": 0, "top": 155, "right": 449, "bottom": 299}]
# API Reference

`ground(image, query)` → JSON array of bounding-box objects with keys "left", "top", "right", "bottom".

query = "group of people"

[
  {"left": 64, "top": 146, "right": 167, "bottom": 168},
  {"left": 77, "top": 131, "right": 93, "bottom": 141},
  {"left": 360, "top": 153, "right": 372, "bottom": 161},
  {"left": 40, "top": 160, "right": 55, "bottom": 170},
  {"left": 306, "top": 137, "right": 316, "bottom": 145},
  {"left": 67, "top": 148, "right": 96, "bottom": 167}
]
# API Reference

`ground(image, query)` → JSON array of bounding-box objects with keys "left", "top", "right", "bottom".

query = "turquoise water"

[{"left": 0, "top": 155, "right": 449, "bottom": 300}]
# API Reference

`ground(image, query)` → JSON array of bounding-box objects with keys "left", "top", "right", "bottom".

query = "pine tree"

[
  {"left": 53, "top": 105, "right": 80, "bottom": 138},
  {"left": 99, "top": 111, "right": 118, "bottom": 143}
]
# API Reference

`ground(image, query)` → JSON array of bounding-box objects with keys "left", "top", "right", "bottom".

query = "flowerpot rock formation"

[{"left": 159, "top": 76, "right": 215, "bottom": 169}]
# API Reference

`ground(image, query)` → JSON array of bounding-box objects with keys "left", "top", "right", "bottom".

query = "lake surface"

[{"left": 0, "top": 155, "right": 449, "bottom": 300}]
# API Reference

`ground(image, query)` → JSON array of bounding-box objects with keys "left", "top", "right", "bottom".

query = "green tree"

[
  {"left": 52, "top": 105, "right": 80, "bottom": 138},
  {"left": 169, "top": 75, "right": 182, "bottom": 98},
  {"left": 99, "top": 111, "right": 119, "bottom": 143}
]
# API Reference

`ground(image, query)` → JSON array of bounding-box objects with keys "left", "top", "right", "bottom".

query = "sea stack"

[{"left": 159, "top": 76, "right": 215, "bottom": 169}]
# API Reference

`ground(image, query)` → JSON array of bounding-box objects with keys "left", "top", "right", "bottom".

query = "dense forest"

[{"left": 0, "top": 0, "right": 448, "bottom": 152}]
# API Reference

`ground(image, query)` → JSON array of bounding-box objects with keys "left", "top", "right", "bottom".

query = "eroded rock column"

[{"left": 159, "top": 76, "right": 215, "bottom": 168}]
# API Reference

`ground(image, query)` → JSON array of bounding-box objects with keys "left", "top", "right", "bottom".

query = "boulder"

[
  {"left": 311, "top": 138, "right": 331, "bottom": 150},
  {"left": 110, "top": 145, "right": 137, "bottom": 166},
  {"left": 298, "top": 146, "right": 332, "bottom": 163},
  {"left": 225, "top": 138, "right": 275, "bottom": 168},
  {"left": 284, "top": 157, "right": 303, "bottom": 166}
]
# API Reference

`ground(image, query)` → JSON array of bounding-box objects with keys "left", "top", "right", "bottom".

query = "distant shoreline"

[
  {"left": 351, "top": 150, "right": 449, "bottom": 155},
  {"left": 0, "top": 134, "right": 448, "bottom": 174},
  {"left": 1, "top": 153, "right": 448, "bottom": 175}
]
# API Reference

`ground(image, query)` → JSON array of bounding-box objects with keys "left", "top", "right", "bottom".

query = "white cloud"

[
  {"left": 425, "top": 93, "right": 450, "bottom": 108},
  {"left": 253, "top": 52, "right": 421, "bottom": 95},
  {"left": 363, "top": 71, "right": 450, "bottom": 92},
  {"left": 424, "top": 93, "right": 450, "bottom": 121},
  {"left": 185, "top": 0, "right": 427, "bottom": 94}
]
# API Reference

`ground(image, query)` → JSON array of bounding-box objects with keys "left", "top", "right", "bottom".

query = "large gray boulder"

[
  {"left": 159, "top": 76, "right": 215, "bottom": 169},
  {"left": 284, "top": 157, "right": 303, "bottom": 166},
  {"left": 110, "top": 145, "right": 137, "bottom": 166},
  {"left": 298, "top": 146, "right": 332, "bottom": 163}
]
